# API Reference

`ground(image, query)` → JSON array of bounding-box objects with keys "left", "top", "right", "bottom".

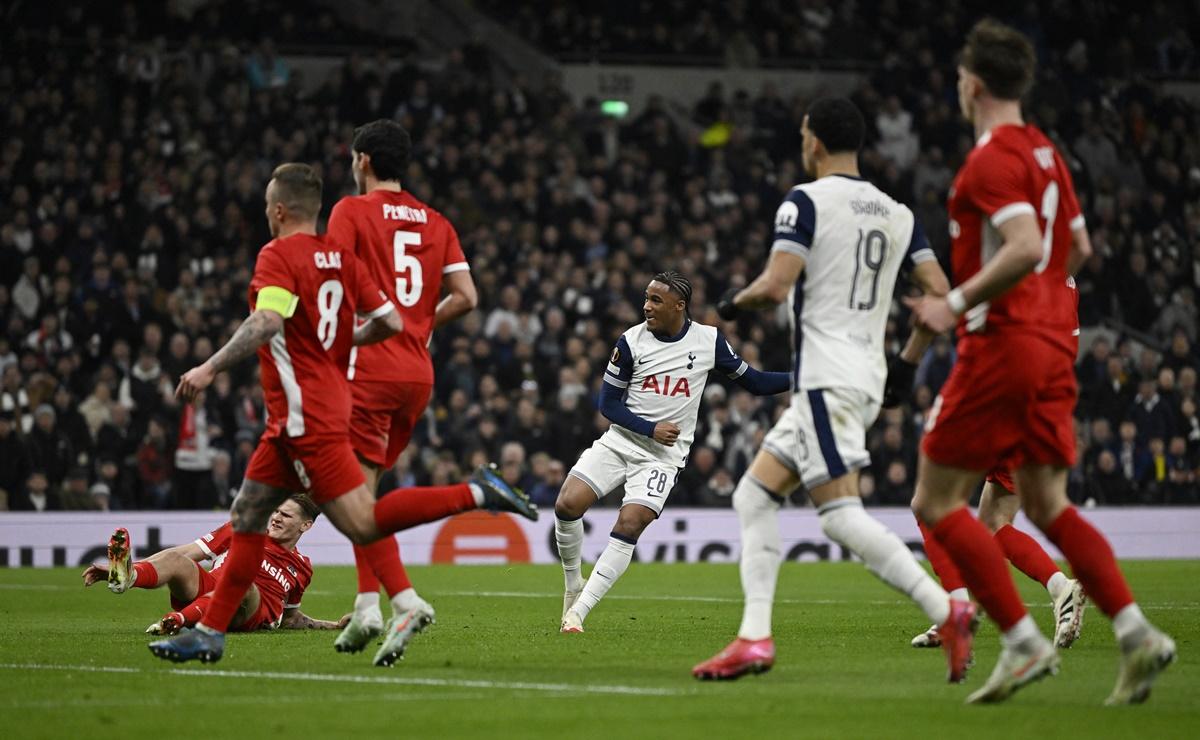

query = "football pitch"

[{"left": 1, "top": 561, "right": 1196, "bottom": 739}]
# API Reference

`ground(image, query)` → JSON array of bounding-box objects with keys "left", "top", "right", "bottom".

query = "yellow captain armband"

[{"left": 257, "top": 286, "right": 298, "bottom": 318}]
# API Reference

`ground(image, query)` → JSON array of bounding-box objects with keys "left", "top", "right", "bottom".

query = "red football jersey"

[
  {"left": 248, "top": 232, "right": 392, "bottom": 439},
  {"left": 947, "top": 123, "right": 1083, "bottom": 350},
  {"left": 327, "top": 190, "right": 468, "bottom": 386},
  {"left": 194, "top": 522, "right": 314, "bottom": 628}
]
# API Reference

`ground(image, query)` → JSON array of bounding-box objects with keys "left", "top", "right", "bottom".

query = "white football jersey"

[
  {"left": 601, "top": 319, "right": 748, "bottom": 467},
  {"left": 772, "top": 174, "right": 935, "bottom": 399}
]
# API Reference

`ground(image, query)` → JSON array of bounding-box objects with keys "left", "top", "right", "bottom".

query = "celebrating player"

[
  {"left": 908, "top": 470, "right": 1086, "bottom": 650},
  {"left": 905, "top": 19, "right": 1174, "bottom": 704},
  {"left": 147, "top": 163, "right": 534, "bottom": 664},
  {"left": 692, "top": 97, "right": 973, "bottom": 683},
  {"left": 325, "top": 119, "right": 489, "bottom": 666},
  {"left": 83, "top": 495, "right": 349, "bottom": 633},
  {"left": 555, "top": 271, "right": 790, "bottom": 633}
]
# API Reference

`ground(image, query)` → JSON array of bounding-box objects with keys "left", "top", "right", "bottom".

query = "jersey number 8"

[
  {"left": 316, "top": 279, "right": 343, "bottom": 350},
  {"left": 394, "top": 230, "right": 425, "bottom": 307}
]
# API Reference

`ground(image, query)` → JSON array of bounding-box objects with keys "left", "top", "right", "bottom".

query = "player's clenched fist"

[
  {"left": 653, "top": 421, "right": 681, "bottom": 446},
  {"left": 176, "top": 362, "right": 215, "bottom": 402}
]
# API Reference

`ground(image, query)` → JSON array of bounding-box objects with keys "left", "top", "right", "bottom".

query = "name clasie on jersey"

[{"left": 313, "top": 251, "right": 342, "bottom": 269}]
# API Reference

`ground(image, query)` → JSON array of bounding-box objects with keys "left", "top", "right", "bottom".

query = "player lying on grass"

[
  {"left": 555, "top": 271, "right": 791, "bottom": 633},
  {"left": 83, "top": 494, "right": 349, "bottom": 633},
  {"left": 146, "top": 163, "right": 535, "bottom": 665},
  {"left": 908, "top": 469, "right": 1086, "bottom": 650}
]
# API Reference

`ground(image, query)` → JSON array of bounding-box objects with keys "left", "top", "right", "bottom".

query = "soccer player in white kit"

[
  {"left": 555, "top": 271, "right": 791, "bottom": 633},
  {"left": 692, "top": 97, "right": 977, "bottom": 683}
]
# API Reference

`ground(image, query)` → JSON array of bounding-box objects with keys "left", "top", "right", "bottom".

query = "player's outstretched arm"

[
  {"left": 279, "top": 607, "right": 353, "bottom": 630},
  {"left": 714, "top": 330, "right": 790, "bottom": 396},
  {"left": 434, "top": 269, "right": 478, "bottom": 329},
  {"left": 353, "top": 306, "right": 402, "bottom": 346},
  {"left": 719, "top": 251, "right": 806, "bottom": 319},
  {"left": 177, "top": 309, "right": 285, "bottom": 401}
]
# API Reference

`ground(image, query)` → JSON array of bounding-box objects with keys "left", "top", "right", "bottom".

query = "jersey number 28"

[{"left": 394, "top": 230, "right": 425, "bottom": 307}]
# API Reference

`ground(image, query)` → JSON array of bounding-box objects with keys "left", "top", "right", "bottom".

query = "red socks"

[
  {"left": 199, "top": 531, "right": 267, "bottom": 633},
  {"left": 353, "top": 537, "right": 413, "bottom": 596},
  {"left": 373, "top": 484, "right": 476, "bottom": 535},
  {"left": 917, "top": 519, "right": 965, "bottom": 592},
  {"left": 180, "top": 595, "right": 210, "bottom": 626},
  {"left": 133, "top": 562, "right": 159, "bottom": 589},
  {"left": 1043, "top": 506, "right": 1134, "bottom": 617},
  {"left": 994, "top": 524, "right": 1059, "bottom": 587},
  {"left": 932, "top": 507, "right": 1027, "bottom": 631}
]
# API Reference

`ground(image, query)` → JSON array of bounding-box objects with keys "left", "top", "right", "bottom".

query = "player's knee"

[
  {"left": 978, "top": 507, "right": 1010, "bottom": 533},
  {"left": 610, "top": 520, "right": 646, "bottom": 541},
  {"left": 554, "top": 486, "right": 589, "bottom": 520},
  {"left": 733, "top": 476, "right": 776, "bottom": 515}
]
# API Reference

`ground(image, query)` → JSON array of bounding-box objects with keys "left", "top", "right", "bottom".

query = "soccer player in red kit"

[
  {"left": 906, "top": 20, "right": 1174, "bottom": 704},
  {"left": 148, "top": 164, "right": 534, "bottom": 664},
  {"left": 324, "top": 119, "right": 491, "bottom": 665},
  {"left": 85, "top": 495, "right": 348, "bottom": 633}
]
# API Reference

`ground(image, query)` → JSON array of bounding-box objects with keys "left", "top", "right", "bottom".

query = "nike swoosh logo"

[{"left": 638, "top": 358, "right": 648, "bottom": 365}]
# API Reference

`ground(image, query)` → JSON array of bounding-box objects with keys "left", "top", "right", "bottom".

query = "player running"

[
  {"left": 325, "top": 119, "right": 488, "bottom": 666},
  {"left": 906, "top": 19, "right": 1174, "bottom": 704},
  {"left": 84, "top": 495, "right": 349, "bottom": 633},
  {"left": 147, "top": 163, "right": 534, "bottom": 665},
  {"left": 555, "top": 271, "right": 790, "bottom": 633},
  {"left": 908, "top": 470, "right": 1086, "bottom": 650},
  {"left": 692, "top": 97, "right": 973, "bottom": 683}
]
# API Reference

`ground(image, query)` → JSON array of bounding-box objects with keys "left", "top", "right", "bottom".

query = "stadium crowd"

[{"left": 0, "top": 0, "right": 1197, "bottom": 512}]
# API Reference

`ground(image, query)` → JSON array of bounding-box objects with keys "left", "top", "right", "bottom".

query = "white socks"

[
  {"left": 734, "top": 477, "right": 783, "bottom": 640},
  {"left": 391, "top": 587, "right": 422, "bottom": 613},
  {"left": 354, "top": 591, "right": 382, "bottom": 624},
  {"left": 949, "top": 587, "right": 969, "bottom": 603},
  {"left": 818, "top": 498, "right": 951, "bottom": 625},
  {"left": 555, "top": 516, "right": 585, "bottom": 592},
  {"left": 1113, "top": 603, "right": 1151, "bottom": 649},
  {"left": 1002, "top": 614, "right": 1043, "bottom": 649},
  {"left": 468, "top": 483, "right": 485, "bottom": 507},
  {"left": 1045, "top": 571, "right": 1069, "bottom": 601},
  {"left": 572, "top": 535, "right": 636, "bottom": 620}
]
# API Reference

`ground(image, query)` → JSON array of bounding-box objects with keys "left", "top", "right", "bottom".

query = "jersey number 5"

[{"left": 394, "top": 230, "right": 425, "bottom": 307}]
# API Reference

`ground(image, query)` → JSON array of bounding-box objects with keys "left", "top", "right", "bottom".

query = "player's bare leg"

[
  {"left": 149, "top": 479, "right": 289, "bottom": 663},
  {"left": 562, "top": 501, "right": 655, "bottom": 632},
  {"left": 694, "top": 449, "right": 795, "bottom": 680},
  {"left": 978, "top": 482, "right": 1086, "bottom": 648},
  {"left": 913, "top": 457, "right": 1057, "bottom": 703},
  {"left": 1014, "top": 464, "right": 1175, "bottom": 705},
  {"left": 554, "top": 474, "right": 599, "bottom": 629}
]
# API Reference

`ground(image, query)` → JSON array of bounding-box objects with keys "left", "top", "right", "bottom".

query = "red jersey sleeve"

[
  {"left": 349, "top": 252, "right": 394, "bottom": 319},
  {"left": 249, "top": 244, "right": 298, "bottom": 307},
  {"left": 285, "top": 556, "right": 313, "bottom": 609},
  {"left": 194, "top": 522, "right": 232, "bottom": 559},
  {"left": 442, "top": 222, "right": 469, "bottom": 275},
  {"left": 327, "top": 198, "right": 360, "bottom": 255},
  {"left": 965, "top": 145, "right": 1036, "bottom": 229}
]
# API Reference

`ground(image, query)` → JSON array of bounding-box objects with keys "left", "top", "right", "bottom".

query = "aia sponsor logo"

[{"left": 641, "top": 374, "right": 691, "bottom": 397}]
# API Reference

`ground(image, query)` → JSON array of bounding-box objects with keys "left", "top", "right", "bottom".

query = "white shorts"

[
  {"left": 568, "top": 439, "right": 680, "bottom": 515},
  {"left": 761, "top": 386, "right": 878, "bottom": 489}
]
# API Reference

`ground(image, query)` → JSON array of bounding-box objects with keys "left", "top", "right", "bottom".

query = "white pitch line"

[{"left": 0, "top": 663, "right": 690, "bottom": 697}]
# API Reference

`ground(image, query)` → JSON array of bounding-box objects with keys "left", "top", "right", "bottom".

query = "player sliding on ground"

[
  {"left": 147, "top": 163, "right": 535, "bottom": 665},
  {"left": 905, "top": 19, "right": 1174, "bottom": 704},
  {"left": 555, "top": 270, "right": 790, "bottom": 633},
  {"left": 693, "top": 97, "right": 975, "bottom": 683},
  {"left": 326, "top": 120, "right": 483, "bottom": 666},
  {"left": 908, "top": 471, "right": 1086, "bottom": 650},
  {"left": 84, "top": 495, "right": 349, "bottom": 633}
]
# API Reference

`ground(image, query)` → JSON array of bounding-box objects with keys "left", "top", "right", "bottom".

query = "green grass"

[{"left": 1, "top": 561, "right": 1197, "bottom": 739}]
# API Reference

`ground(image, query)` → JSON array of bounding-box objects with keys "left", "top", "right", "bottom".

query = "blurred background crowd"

[{"left": 1, "top": 0, "right": 1197, "bottom": 512}]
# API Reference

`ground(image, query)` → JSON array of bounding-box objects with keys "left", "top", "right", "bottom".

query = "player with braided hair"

[{"left": 554, "top": 271, "right": 791, "bottom": 633}]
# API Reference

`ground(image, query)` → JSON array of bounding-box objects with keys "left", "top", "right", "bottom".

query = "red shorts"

[
  {"left": 985, "top": 467, "right": 1015, "bottom": 492},
  {"left": 922, "top": 332, "right": 1077, "bottom": 472},
  {"left": 189, "top": 562, "right": 275, "bottom": 632},
  {"left": 349, "top": 380, "right": 432, "bottom": 468},
  {"left": 244, "top": 433, "right": 365, "bottom": 504}
]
